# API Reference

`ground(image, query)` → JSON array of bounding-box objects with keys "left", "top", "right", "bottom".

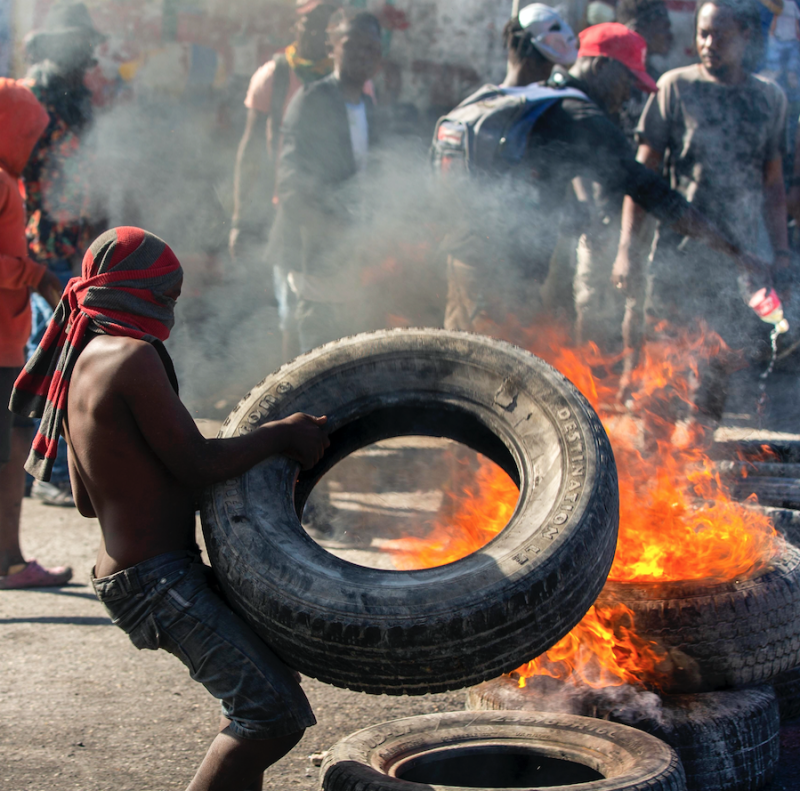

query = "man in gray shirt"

[{"left": 613, "top": 0, "right": 788, "bottom": 424}]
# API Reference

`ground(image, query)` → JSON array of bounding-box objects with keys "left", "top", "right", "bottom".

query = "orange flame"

[
  {"left": 383, "top": 317, "right": 780, "bottom": 689},
  {"left": 387, "top": 455, "right": 518, "bottom": 570},
  {"left": 514, "top": 604, "right": 669, "bottom": 690}
]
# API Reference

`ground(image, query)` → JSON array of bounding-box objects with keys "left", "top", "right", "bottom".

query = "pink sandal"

[{"left": 0, "top": 560, "right": 73, "bottom": 589}]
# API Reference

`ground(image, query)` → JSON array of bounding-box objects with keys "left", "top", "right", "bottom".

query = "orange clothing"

[{"left": 0, "top": 79, "right": 49, "bottom": 367}]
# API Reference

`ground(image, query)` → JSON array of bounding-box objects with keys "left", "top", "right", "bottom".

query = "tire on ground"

[
  {"left": 597, "top": 541, "right": 800, "bottom": 693},
  {"left": 319, "top": 710, "right": 686, "bottom": 791},
  {"left": 202, "top": 329, "right": 618, "bottom": 695},
  {"left": 467, "top": 676, "right": 779, "bottom": 791}
]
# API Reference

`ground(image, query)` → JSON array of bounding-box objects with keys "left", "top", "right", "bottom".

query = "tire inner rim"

[
  {"left": 391, "top": 743, "right": 604, "bottom": 787},
  {"left": 294, "top": 401, "right": 521, "bottom": 520}
]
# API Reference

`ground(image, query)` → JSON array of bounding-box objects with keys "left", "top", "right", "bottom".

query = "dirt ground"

[
  {"left": 0, "top": 495, "right": 468, "bottom": 791},
  {"left": 6, "top": 366, "right": 800, "bottom": 790}
]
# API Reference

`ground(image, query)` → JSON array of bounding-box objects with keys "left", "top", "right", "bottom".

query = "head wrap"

[{"left": 10, "top": 227, "right": 183, "bottom": 481}]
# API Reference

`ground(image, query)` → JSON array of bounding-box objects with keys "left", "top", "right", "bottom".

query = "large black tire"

[
  {"left": 201, "top": 329, "right": 618, "bottom": 695},
  {"left": 466, "top": 677, "right": 779, "bottom": 791},
  {"left": 319, "top": 710, "right": 686, "bottom": 791},
  {"left": 597, "top": 541, "right": 800, "bottom": 693}
]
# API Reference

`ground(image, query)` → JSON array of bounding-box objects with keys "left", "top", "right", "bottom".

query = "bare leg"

[
  {"left": 186, "top": 717, "right": 304, "bottom": 791},
  {"left": 0, "top": 426, "right": 32, "bottom": 574}
]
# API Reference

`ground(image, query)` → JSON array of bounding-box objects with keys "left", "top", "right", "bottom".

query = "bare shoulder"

[{"left": 74, "top": 336, "right": 166, "bottom": 391}]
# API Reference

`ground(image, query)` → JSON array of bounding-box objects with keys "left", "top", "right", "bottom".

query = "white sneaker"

[{"left": 31, "top": 480, "right": 75, "bottom": 508}]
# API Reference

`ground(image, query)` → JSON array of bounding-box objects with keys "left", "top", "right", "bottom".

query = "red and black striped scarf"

[{"left": 10, "top": 226, "right": 183, "bottom": 481}]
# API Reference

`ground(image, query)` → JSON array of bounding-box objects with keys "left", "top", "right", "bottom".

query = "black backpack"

[{"left": 431, "top": 83, "right": 589, "bottom": 176}]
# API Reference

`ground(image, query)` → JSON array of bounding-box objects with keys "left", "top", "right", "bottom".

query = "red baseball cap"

[{"left": 578, "top": 22, "right": 657, "bottom": 93}]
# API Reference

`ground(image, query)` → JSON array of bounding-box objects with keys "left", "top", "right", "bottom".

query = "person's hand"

[
  {"left": 36, "top": 268, "right": 63, "bottom": 309},
  {"left": 611, "top": 251, "right": 632, "bottom": 294},
  {"left": 278, "top": 413, "right": 330, "bottom": 470}
]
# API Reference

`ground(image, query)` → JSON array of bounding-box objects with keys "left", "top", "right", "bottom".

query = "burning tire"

[
  {"left": 202, "top": 329, "right": 619, "bottom": 694},
  {"left": 597, "top": 541, "right": 800, "bottom": 693},
  {"left": 319, "top": 710, "right": 686, "bottom": 791},
  {"left": 467, "top": 676, "right": 779, "bottom": 791}
]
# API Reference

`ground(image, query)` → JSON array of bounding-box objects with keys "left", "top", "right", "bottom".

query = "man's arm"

[
  {"left": 119, "top": 343, "right": 329, "bottom": 487},
  {"left": 612, "top": 143, "right": 767, "bottom": 292},
  {"left": 230, "top": 107, "right": 269, "bottom": 261},
  {"left": 612, "top": 144, "right": 664, "bottom": 293},
  {"left": 763, "top": 156, "right": 791, "bottom": 292}
]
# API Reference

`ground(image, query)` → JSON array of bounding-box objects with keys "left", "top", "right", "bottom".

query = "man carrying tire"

[{"left": 10, "top": 227, "right": 330, "bottom": 791}]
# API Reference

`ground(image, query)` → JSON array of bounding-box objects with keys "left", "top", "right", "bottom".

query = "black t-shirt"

[
  {"left": 528, "top": 72, "right": 686, "bottom": 226},
  {"left": 443, "top": 72, "right": 687, "bottom": 276}
]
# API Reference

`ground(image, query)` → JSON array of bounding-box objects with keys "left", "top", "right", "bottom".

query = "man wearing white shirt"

[{"left": 267, "top": 8, "right": 382, "bottom": 353}]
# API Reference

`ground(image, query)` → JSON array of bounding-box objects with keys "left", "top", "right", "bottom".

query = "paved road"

[{"left": 5, "top": 356, "right": 800, "bottom": 790}]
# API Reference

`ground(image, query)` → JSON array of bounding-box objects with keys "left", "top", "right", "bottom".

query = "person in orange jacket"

[{"left": 0, "top": 78, "right": 70, "bottom": 589}]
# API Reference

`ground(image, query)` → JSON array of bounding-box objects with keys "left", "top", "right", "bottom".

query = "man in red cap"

[
  {"left": 440, "top": 22, "right": 759, "bottom": 336},
  {"left": 613, "top": 0, "right": 788, "bottom": 426}
]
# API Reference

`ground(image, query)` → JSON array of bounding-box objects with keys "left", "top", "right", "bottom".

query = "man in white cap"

[
  {"left": 501, "top": 3, "right": 579, "bottom": 87},
  {"left": 438, "top": 3, "right": 579, "bottom": 332},
  {"left": 438, "top": 20, "right": 766, "bottom": 337}
]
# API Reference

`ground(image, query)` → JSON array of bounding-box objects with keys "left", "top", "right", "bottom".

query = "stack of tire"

[
  {"left": 714, "top": 438, "right": 800, "bottom": 728},
  {"left": 467, "top": 438, "right": 800, "bottom": 791},
  {"left": 712, "top": 438, "right": 800, "bottom": 512},
  {"left": 204, "top": 331, "right": 706, "bottom": 788}
]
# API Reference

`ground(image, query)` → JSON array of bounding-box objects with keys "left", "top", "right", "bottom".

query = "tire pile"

[
  {"left": 465, "top": 437, "right": 800, "bottom": 791},
  {"left": 716, "top": 438, "right": 800, "bottom": 730},
  {"left": 203, "top": 330, "right": 800, "bottom": 790}
]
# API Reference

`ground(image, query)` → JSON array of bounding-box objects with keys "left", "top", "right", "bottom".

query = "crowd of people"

[{"left": 1, "top": 0, "right": 800, "bottom": 786}]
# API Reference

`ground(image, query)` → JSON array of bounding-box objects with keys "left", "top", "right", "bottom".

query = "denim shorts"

[{"left": 91, "top": 549, "right": 316, "bottom": 740}]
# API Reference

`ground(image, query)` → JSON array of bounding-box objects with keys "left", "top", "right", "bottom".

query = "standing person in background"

[
  {"left": 572, "top": 0, "right": 673, "bottom": 349},
  {"left": 0, "top": 79, "right": 70, "bottom": 589},
  {"left": 758, "top": 0, "right": 785, "bottom": 68},
  {"left": 438, "top": 4, "right": 579, "bottom": 333},
  {"left": 269, "top": 9, "right": 382, "bottom": 355},
  {"left": 22, "top": 0, "right": 105, "bottom": 507},
  {"left": 500, "top": 4, "right": 579, "bottom": 89},
  {"left": 230, "top": 0, "right": 338, "bottom": 361},
  {"left": 616, "top": 0, "right": 674, "bottom": 141},
  {"left": 764, "top": 0, "right": 800, "bottom": 147},
  {"left": 613, "top": 0, "right": 788, "bottom": 429}
]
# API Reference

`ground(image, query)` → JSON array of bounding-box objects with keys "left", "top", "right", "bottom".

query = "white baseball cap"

[{"left": 517, "top": 3, "right": 578, "bottom": 66}]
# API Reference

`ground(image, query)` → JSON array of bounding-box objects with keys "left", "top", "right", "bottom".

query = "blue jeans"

[{"left": 91, "top": 549, "right": 316, "bottom": 740}]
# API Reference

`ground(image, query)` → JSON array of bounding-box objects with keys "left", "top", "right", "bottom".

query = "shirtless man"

[{"left": 10, "top": 226, "right": 329, "bottom": 791}]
